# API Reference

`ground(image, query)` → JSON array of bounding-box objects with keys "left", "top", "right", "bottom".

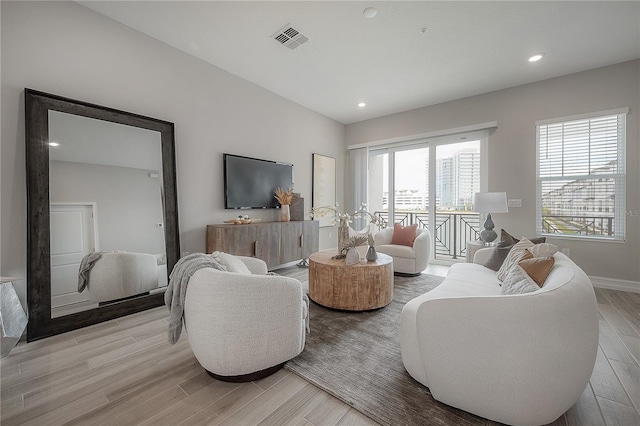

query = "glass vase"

[{"left": 337, "top": 224, "right": 350, "bottom": 255}]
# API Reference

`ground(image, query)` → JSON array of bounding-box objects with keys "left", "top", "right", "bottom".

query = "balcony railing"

[
  {"left": 374, "top": 210, "right": 480, "bottom": 261},
  {"left": 542, "top": 215, "right": 614, "bottom": 236}
]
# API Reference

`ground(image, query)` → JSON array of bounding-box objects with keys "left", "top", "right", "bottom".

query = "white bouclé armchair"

[
  {"left": 374, "top": 227, "right": 431, "bottom": 275},
  {"left": 184, "top": 256, "right": 307, "bottom": 382}
]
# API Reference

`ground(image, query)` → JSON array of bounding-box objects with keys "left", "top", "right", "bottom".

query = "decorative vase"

[
  {"left": 337, "top": 224, "right": 350, "bottom": 255},
  {"left": 280, "top": 205, "right": 290, "bottom": 222},
  {"left": 366, "top": 245, "right": 378, "bottom": 262},
  {"left": 345, "top": 247, "right": 360, "bottom": 266}
]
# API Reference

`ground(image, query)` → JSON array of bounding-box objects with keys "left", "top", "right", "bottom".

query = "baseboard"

[{"left": 589, "top": 276, "right": 640, "bottom": 293}]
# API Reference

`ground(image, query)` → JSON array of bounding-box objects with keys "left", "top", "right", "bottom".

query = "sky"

[{"left": 379, "top": 140, "right": 480, "bottom": 193}]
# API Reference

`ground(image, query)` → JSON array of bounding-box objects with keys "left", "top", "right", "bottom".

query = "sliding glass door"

[
  {"left": 394, "top": 148, "right": 429, "bottom": 226},
  {"left": 368, "top": 134, "right": 485, "bottom": 263},
  {"left": 434, "top": 141, "right": 481, "bottom": 260}
]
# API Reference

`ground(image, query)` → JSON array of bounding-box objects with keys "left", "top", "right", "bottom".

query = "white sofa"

[
  {"left": 400, "top": 248, "right": 599, "bottom": 426},
  {"left": 184, "top": 256, "right": 307, "bottom": 382},
  {"left": 374, "top": 227, "right": 431, "bottom": 275}
]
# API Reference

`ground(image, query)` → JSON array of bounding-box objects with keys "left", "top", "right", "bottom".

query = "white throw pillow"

[
  {"left": 497, "top": 238, "right": 534, "bottom": 282},
  {"left": 528, "top": 243, "right": 558, "bottom": 258},
  {"left": 212, "top": 252, "right": 252, "bottom": 275},
  {"left": 501, "top": 265, "right": 540, "bottom": 295}
]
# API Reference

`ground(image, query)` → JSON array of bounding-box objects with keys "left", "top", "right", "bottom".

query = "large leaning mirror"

[{"left": 25, "top": 89, "right": 180, "bottom": 341}]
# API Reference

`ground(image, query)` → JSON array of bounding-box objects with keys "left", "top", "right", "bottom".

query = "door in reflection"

[{"left": 50, "top": 204, "right": 96, "bottom": 314}]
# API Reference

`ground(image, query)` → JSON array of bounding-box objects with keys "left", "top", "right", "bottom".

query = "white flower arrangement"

[{"left": 310, "top": 203, "right": 384, "bottom": 229}]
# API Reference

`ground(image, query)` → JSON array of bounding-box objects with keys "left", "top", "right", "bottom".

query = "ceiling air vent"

[{"left": 272, "top": 24, "right": 308, "bottom": 50}]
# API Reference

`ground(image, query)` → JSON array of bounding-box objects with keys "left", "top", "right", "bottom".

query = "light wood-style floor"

[{"left": 1, "top": 265, "right": 639, "bottom": 426}]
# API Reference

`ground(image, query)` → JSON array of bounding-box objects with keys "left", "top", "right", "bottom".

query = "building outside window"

[{"left": 536, "top": 109, "right": 627, "bottom": 240}]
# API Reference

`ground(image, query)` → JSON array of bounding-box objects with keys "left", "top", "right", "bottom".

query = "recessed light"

[
  {"left": 528, "top": 53, "right": 545, "bottom": 62},
  {"left": 357, "top": 102, "right": 366, "bottom": 108},
  {"left": 48, "top": 142, "right": 59, "bottom": 147},
  {"left": 363, "top": 7, "right": 377, "bottom": 18}
]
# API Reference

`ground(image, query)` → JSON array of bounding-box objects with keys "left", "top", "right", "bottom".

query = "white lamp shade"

[{"left": 473, "top": 192, "right": 508, "bottom": 214}]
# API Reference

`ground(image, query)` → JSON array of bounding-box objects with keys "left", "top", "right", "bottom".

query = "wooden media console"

[{"left": 206, "top": 221, "right": 319, "bottom": 269}]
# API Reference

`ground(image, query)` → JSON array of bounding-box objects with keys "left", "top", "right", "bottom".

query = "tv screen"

[{"left": 224, "top": 154, "right": 294, "bottom": 209}]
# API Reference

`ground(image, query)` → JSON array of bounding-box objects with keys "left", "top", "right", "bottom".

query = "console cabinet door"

[
  {"left": 280, "top": 221, "right": 319, "bottom": 263},
  {"left": 206, "top": 225, "right": 256, "bottom": 257},
  {"left": 255, "top": 223, "right": 281, "bottom": 268},
  {"left": 280, "top": 222, "right": 303, "bottom": 263},
  {"left": 301, "top": 220, "right": 320, "bottom": 259}
]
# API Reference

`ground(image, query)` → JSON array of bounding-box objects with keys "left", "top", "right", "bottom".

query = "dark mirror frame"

[{"left": 25, "top": 88, "right": 180, "bottom": 341}]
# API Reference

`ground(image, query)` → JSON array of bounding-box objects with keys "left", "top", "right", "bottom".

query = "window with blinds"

[{"left": 536, "top": 109, "right": 627, "bottom": 240}]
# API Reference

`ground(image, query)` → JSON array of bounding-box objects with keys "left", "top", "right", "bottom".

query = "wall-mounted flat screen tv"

[{"left": 224, "top": 153, "right": 294, "bottom": 209}]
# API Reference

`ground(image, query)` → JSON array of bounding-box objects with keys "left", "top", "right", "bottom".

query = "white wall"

[
  {"left": 346, "top": 60, "right": 640, "bottom": 285},
  {"left": 1, "top": 1, "right": 346, "bottom": 307}
]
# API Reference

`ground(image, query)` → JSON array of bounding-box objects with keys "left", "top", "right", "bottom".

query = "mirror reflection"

[{"left": 48, "top": 111, "right": 168, "bottom": 318}]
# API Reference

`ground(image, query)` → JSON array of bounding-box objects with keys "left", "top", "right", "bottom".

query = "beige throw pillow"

[{"left": 497, "top": 238, "right": 535, "bottom": 282}]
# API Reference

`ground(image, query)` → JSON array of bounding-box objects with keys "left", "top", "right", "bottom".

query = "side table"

[
  {"left": 466, "top": 241, "right": 487, "bottom": 263},
  {"left": 1, "top": 277, "right": 28, "bottom": 358}
]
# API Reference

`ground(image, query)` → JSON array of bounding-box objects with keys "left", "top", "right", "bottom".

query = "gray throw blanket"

[
  {"left": 165, "top": 253, "right": 226, "bottom": 344},
  {"left": 77, "top": 252, "right": 104, "bottom": 293}
]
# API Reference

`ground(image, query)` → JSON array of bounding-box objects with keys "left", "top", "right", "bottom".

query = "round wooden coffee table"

[{"left": 308, "top": 250, "right": 393, "bottom": 311}]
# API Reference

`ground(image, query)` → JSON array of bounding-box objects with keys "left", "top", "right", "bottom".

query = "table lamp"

[{"left": 473, "top": 192, "right": 508, "bottom": 244}]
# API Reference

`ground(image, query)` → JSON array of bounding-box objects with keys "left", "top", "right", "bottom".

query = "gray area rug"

[{"left": 285, "top": 274, "right": 486, "bottom": 426}]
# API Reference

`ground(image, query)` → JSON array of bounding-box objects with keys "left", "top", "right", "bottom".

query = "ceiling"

[{"left": 78, "top": 1, "right": 640, "bottom": 125}]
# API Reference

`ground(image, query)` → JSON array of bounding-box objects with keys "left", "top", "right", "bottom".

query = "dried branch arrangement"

[
  {"left": 274, "top": 187, "right": 294, "bottom": 205},
  {"left": 343, "top": 235, "right": 368, "bottom": 249}
]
